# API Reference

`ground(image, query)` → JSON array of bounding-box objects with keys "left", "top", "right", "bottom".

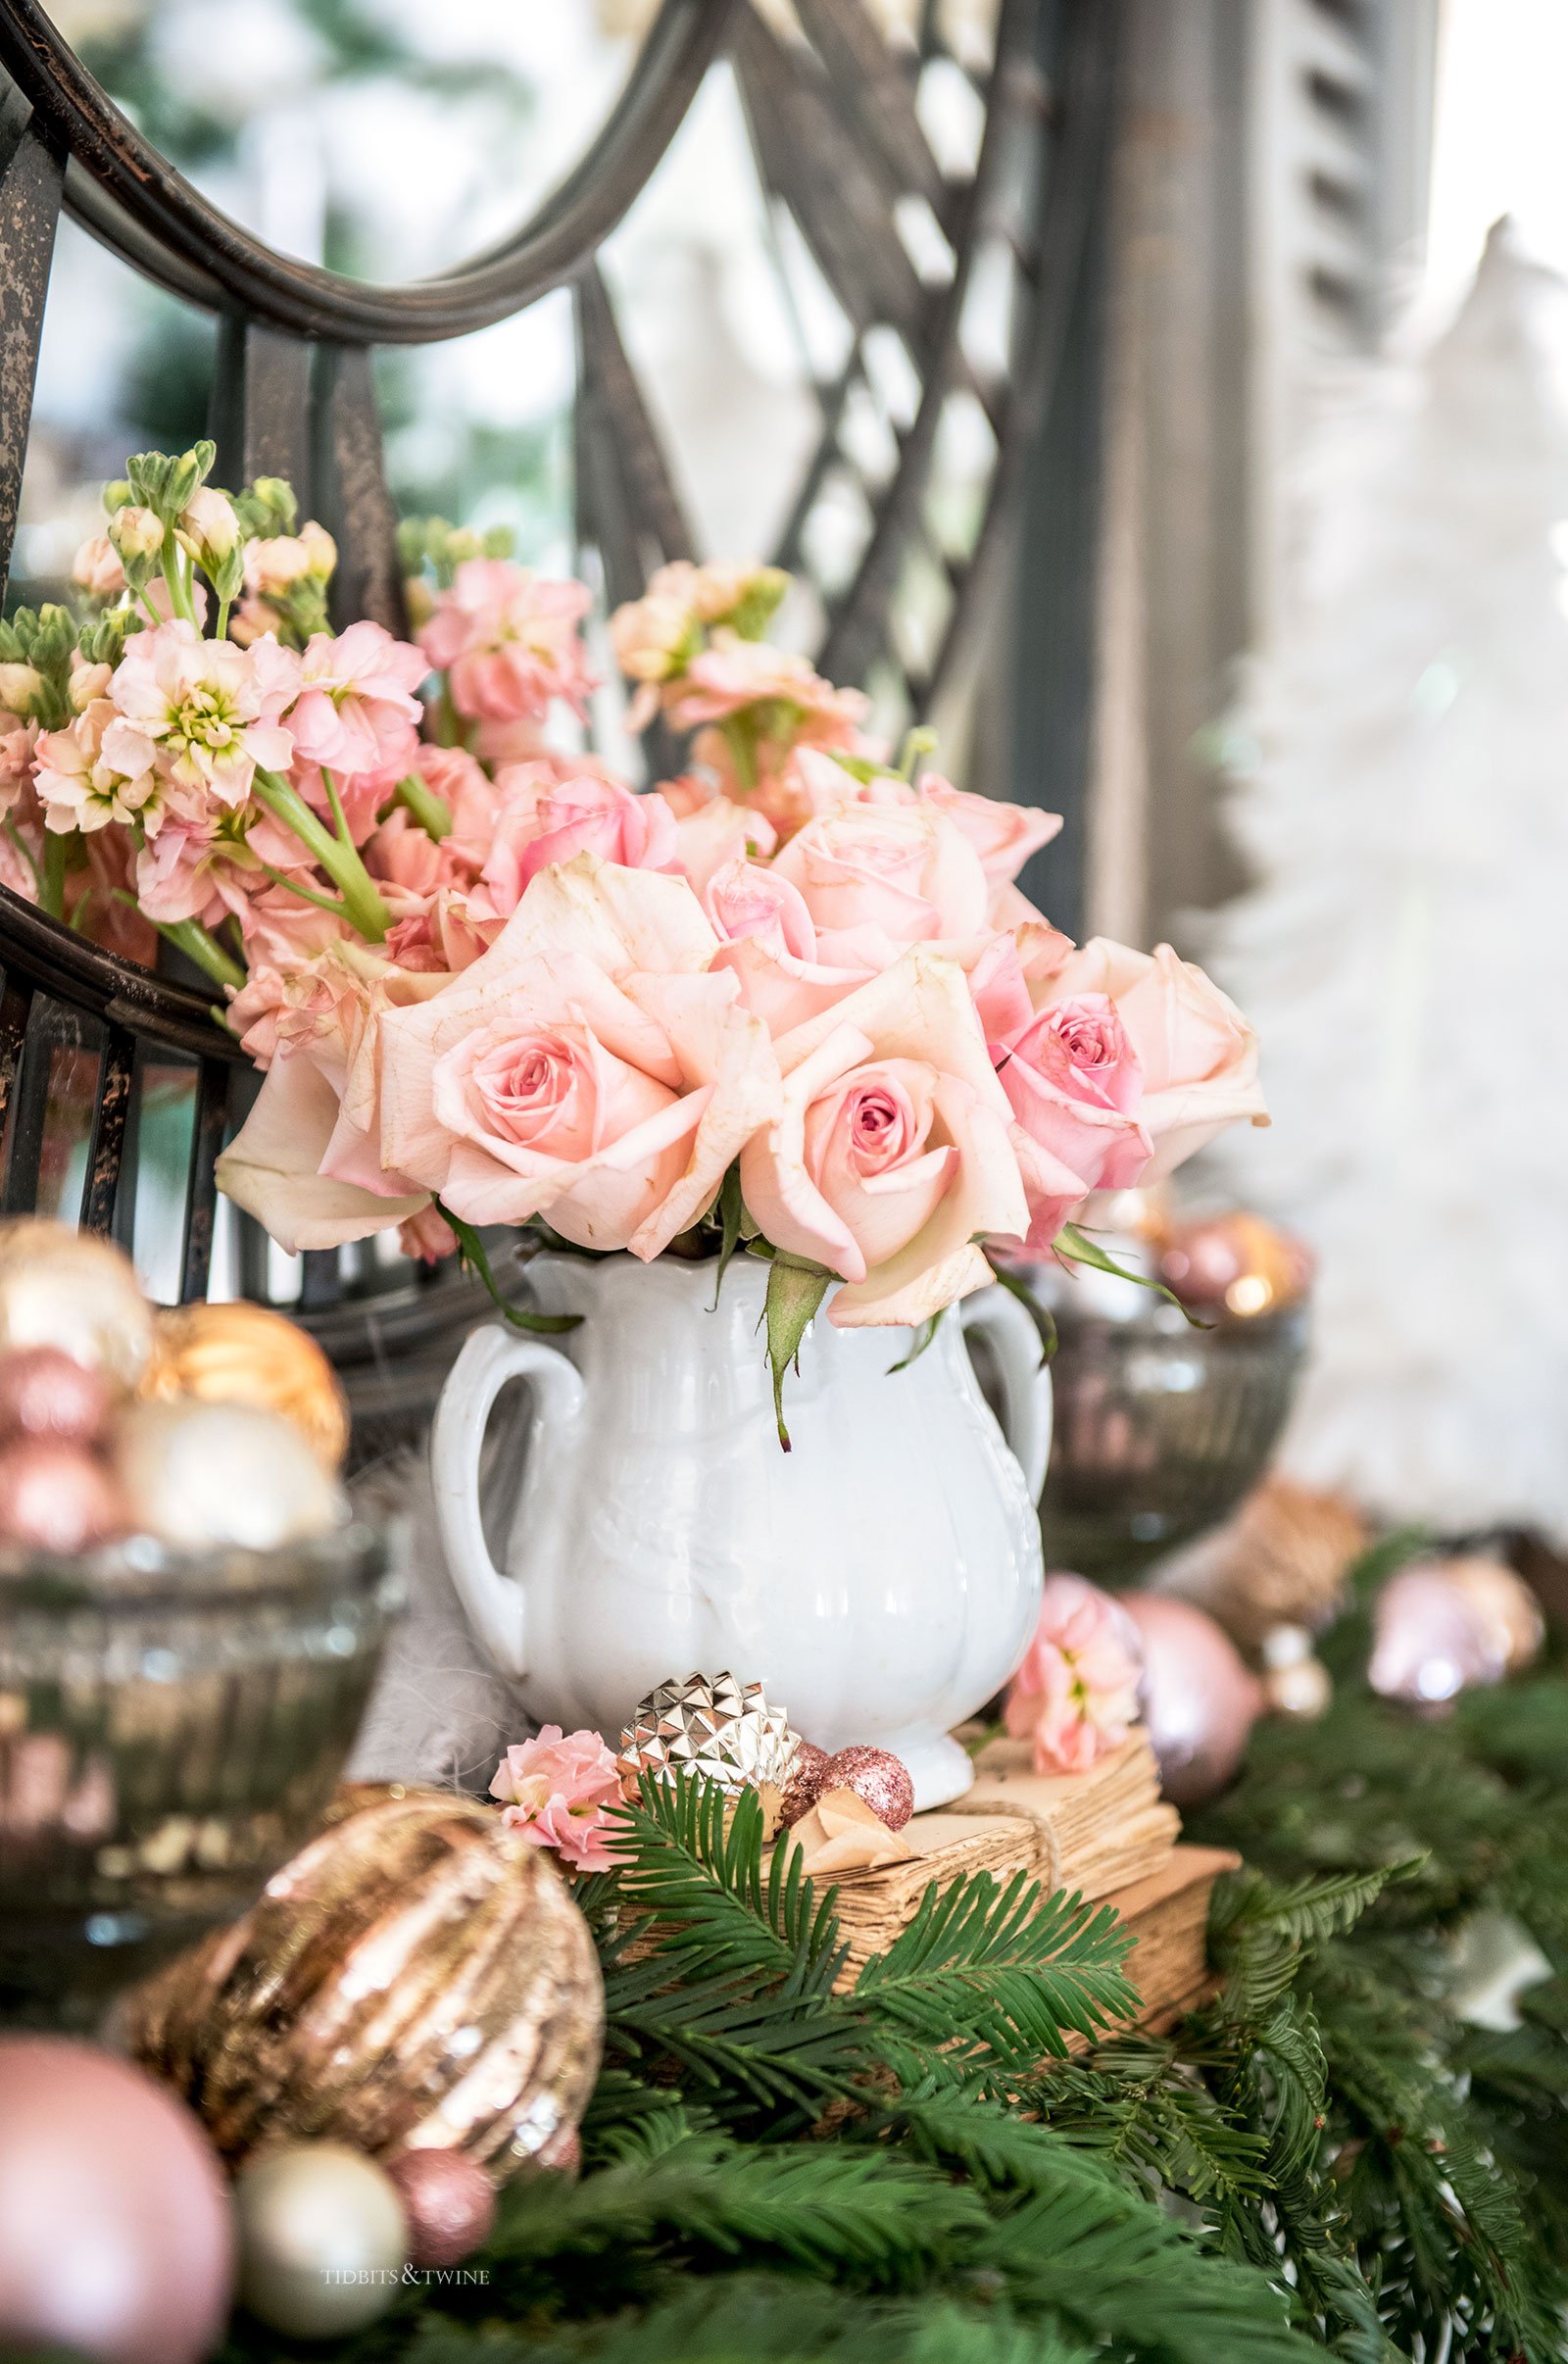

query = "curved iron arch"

[{"left": 0, "top": 0, "right": 734, "bottom": 338}]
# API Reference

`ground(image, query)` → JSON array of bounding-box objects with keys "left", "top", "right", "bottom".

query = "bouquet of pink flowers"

[{"left": 0, "top": 441, "right": 1267, "bottom": 1425}]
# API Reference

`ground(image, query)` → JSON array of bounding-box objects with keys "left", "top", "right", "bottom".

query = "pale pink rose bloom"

[
  {"left": 109, "top": 621, "right": 295, "bottom": 812},
  {"left": 474, "top": 767, "right": 679, "bottom": 921},
  {"left": 376, "top": 855, "right": 778, "bottom": 1256},
  {"left": 994, "top": 993, "right": 1152, "bottom": 1256},
  {"left": 398, "top": 1203, "right": 459, "bottom": 1264},
  {"left": 1004, "top": 1574, "right": 1144, "bottom": 1775},
  {"left": 702, "top": 857, "right": 868, "bottom": 1037},
  {"left": 216, "top": 946, "right": 449, "bottom": 1251},
  {"left": 489, "top": 1725, "right": 624, "bottom": 1874},
  {"left": 418, "top": 562, "right": 595, "bottom": 724},
  {"left": 672, "top": 793, "right": 776, "bottom": 897},
  {"left": 1040, "top": 940, "right": 1268, "bottom": 1179},
  {"left": 0, "top": 712, "right": 36, "bottom": 821},
  {"left": 704, "top": 858, "right": 814, "bottom": 960},
  {"left": 920, "top": 775, "right": 1062, "bottom": 887},
  {"left": 35, "top": 700, "right": 162, "bottom": 837},
  {"left": 285, "top": 621, "right": 426, "bottom": 779},
  {"left": 770, "top": 796, "right": 990, "bottom": 966},
  {"left": 72, "top": 535, "right": 125, "bottom": 599},
  {"left": 739, "top": 947, "right": 1028, "bottom": 1328}
]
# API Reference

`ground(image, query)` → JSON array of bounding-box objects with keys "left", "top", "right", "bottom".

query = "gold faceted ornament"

[
  {"left": 141, "top": 1300, "right": 350, "bottom": 1471},
  {"left": 0, "top": 1217, "right": 154, "bottom": 1392},
  {"left": 123, "top": 1787, "right": 603, "bottom": 2180},
  {"left": 1153, "top": 1479, "right": 1369, "bottom": 1654},
  {"left": 616, "top": 1670, "right": 800, "bottom": 1798}
]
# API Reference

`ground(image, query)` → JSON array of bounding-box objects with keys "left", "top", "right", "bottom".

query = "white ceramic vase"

[{"left": 429, "top": 1252, "right": 1051, "bottom": 1809}]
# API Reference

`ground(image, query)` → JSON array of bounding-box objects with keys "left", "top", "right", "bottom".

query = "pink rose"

[
  {"left": 705, "top": 861, "right": 871, "bottom": 1038},
  {"left": 383, "top": 887, "right": 493, "bottom": 975},
  {"left": 769, "top": 797, "right": 989, "bottom": 965},
  {"left": 1004, "top": 1574, "right": 1144, "bottom": 1775},
  {"left": 285, "top": 622, "right": 425, "bottom": 779},
  {"left": 489, "top": 1725, "right": 624, "bottom": 1873},
  {"left": 418, "top": 561, "right": 595, "bottom": 725},
  {"left": 739, "top": 947, "right": 1028, "bottom": 1327},
  {"left": 216, "top": 946, "right": 447, "bottom": 1251},
  {"left": 994, "top": 993, "right": 1152, "bottom": 1254},
  {"left": 704, "top": 858, "right": 814, "bottom": 960},
  {"left": 397, "top": 1203, "right": 459, "bottom": 1265},
  {"left": 475, "top": 765, "right": 679, "bottom": 921},
  {"left": 377, "top": 856, "right": 779, "bottom": 1256},
  {"left": 1040, "top": 940, "right": 1267, "bottom": 1179},
  {"left": 920, "top": 775, "right": 1061, "bottom": 887},
  {"left": 671, "top": 789, "right": 776, "bottom": 895}
]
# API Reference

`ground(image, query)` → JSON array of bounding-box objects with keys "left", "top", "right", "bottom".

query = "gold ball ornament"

[
  {"left": 113, "top": 1398, "right": 345, "bottom": 1549},
  {"left": 142, "top": 1301, "right": 350, "bottom": 1470},
  {"left": 234, "top": 2142, "right": 406, "bottom": 2339},
  {"left": 1259, "top": 1624, "right": 1333, "bottom": 1719},
  {"left": 125, "top": 1787, "right": 604, "bottom": 2181},
  {"left": 616, "top": 1669, "right": 800, "bottom": 1797},
  {"left": 0, "top": 1218, "right": 153, "bottom": 1392}
]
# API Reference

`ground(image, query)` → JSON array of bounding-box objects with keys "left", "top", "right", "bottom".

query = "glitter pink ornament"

[
  {"left": 779, "top": 1740, "right": 831, "bottom": 1828},
  {"left": 818, "top": 1746, "right": 914, "bottom": 1832},
  {"left": 386, "top": 2149, "right": 495, "bottom": 2269}
]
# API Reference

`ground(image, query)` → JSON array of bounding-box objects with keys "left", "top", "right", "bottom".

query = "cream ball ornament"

[
  {"left": 235, "top": 2142, "right": 407, "bottom": 2339},
  {"left": 114, "top": 1399, "right": 345, "bottom": 1550},
  {"left": 0, "top": 1219, "right": 153, "bottom": 1392}
]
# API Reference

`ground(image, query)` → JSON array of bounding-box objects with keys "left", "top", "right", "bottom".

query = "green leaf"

[
  {"left": 762, "top": 1255, "right": 831, "bottom": 1450},
  {"left": 1054, "top": 1223, "right": 1209, "bottom": 1326},
  {"left": 986, "top": 1257, "right": 1057, "bottom": 1362},
  {"left": 711, "top": 1164, "right": 748, "bottom": 1307},
  {"left": 435, "top": 1199, "right": 582, "bottom": 1334},
  {"left": 887, "top": 1308, "right": 945, "bottom": 1373}
]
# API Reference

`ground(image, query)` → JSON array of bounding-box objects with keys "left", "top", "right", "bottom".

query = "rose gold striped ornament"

[{"left": 124, "top": 1787, "right": 603, "bottom": 2182}]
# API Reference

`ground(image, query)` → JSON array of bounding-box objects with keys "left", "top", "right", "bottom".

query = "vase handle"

[
  {"left": 429, "top": 1320, "right": 587, "bottom": 1681},
  {"left": 960, "top": 1285, "right": 1054, "bottom": 1502}
]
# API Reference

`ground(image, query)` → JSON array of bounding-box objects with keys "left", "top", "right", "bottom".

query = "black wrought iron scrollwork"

[{"left": 0, "top": 0, "right": 1114, "bottom": 1441}]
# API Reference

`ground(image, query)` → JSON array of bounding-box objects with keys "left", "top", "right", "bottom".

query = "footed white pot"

[{"left": 430, "top": 1253, "right": 1050, "bottom": 1810}]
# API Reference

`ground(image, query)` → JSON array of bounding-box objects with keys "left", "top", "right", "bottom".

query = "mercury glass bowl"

[
  {"left": 0, "top": 1523, "right": 400, "bottom": 2027},
  {"left": 1017, "top": 1251, "right": 1307, "bottom": 1587}
]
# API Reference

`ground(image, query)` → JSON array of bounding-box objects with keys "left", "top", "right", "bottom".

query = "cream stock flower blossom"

[
  {"left": 34, "top": 701, "right": 161, "bottom": 837},
  {"left": 418, "top": 561, "right": 595, "bottom": 724},
  {"left": 108, "top": 621, "right": 296, "bottom": 812}
]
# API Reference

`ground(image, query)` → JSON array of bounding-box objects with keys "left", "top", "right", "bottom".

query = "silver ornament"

[
  {"left": 235, "top": 2142, "right": 406, "bottom": 2338},
  {"left": 617, "top": 1670, "right": 799, "bottom": 1795},
  {"left": 114, "top": 1399, "right": 345, "bottom": 1551}
]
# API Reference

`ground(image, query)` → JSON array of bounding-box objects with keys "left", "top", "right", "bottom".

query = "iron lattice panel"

[{"left": 0, "top": 0, "right": 1113, "bottom": 1421}]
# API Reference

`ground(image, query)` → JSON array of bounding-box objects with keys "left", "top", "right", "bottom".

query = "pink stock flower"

[
  {"left": 0, "top": 712, "right": 36, "bottom": 821},
  {"left": 419, "top": 561, "right": 595, "bottom": 724},
  {"left": 383, "top": 888, "right": 492, "bottom": 975},
  {"left": 108, "top": 621, "right": 295, "bottom": 812},
  {"left": 1004, "top": 1574, "right": 1144, "bottom": 1775},
  {"left": 72, "top": 535, "right": 126, "bottom": 600},
  {"left": 35, "top": 701, "right": 162, "bottom": 837},
  {"left": 489, "top": 1725, "right": 624, "bottom": 1873},
  {"left": 285, "top": 622, "right": 425, "bottom": 779},
  {"left": 665, "top": 632, "right": 867, "bottom": 746},
  {"left": 411, "top": 743, "right": 503, "bottom": 869},
  {"left": 474, "top": 766, "right": 680, "bottom": 921}
]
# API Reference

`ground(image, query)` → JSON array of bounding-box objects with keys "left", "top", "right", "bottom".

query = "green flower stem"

[
  {"left": 155, "top": 916, "right": 246, "bottom": 993},
  {"left": 40, "top": 829, "right": 68, "bottom": 920},
  {"left": 251, "top": 767, "right": 391, "bottom": 942},
  {"left": 394, "top": 770, "right": 451, "bottom": 842},
  {"left": 720, "top": 714, "right": 759, "bottom": 795},
  {"left": 215, "top": 595, "right": 231, "bottom": 643},
  {"left": 159, "top": 526, "right": 196, "bottom": 627},
  {"left": 257, "top": 862, "right": 350, "bottom": 917}
]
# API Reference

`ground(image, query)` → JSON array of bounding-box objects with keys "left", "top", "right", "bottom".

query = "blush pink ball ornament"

[
  {"left": 0, "top": 2037, "right": 233, "bottom": 2364},
  {"left": 386, "top": 2149, "right": 496, "bottom": 2268},
  {"left": 819, "top": 1746, "right": 915, "bottom": 1832},
  {"left": 1120, "top": 1593, "right": 1263, "bottom": 1807}
]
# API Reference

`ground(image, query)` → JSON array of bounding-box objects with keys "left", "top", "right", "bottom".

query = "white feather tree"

[{"left": 1208, "top": 222, "right": 1568, "bottom": 1544}]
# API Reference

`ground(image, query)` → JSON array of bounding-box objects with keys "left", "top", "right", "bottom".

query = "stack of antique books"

[{"left": 825, "top": 1732, "right": 1234, "bottom": 2036}]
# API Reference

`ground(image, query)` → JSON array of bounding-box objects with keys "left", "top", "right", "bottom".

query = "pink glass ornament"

[
  {"left": 0, "top": 2037, "right": 233, "bottom": 2364},
  {"left": 1120, "top": 1593, "right": 1262, "bottom": 1806}
]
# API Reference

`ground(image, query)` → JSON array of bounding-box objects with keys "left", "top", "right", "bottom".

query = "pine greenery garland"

[{"left": 220, "top": 1551, "right": 1568, "bottom": 2364}]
